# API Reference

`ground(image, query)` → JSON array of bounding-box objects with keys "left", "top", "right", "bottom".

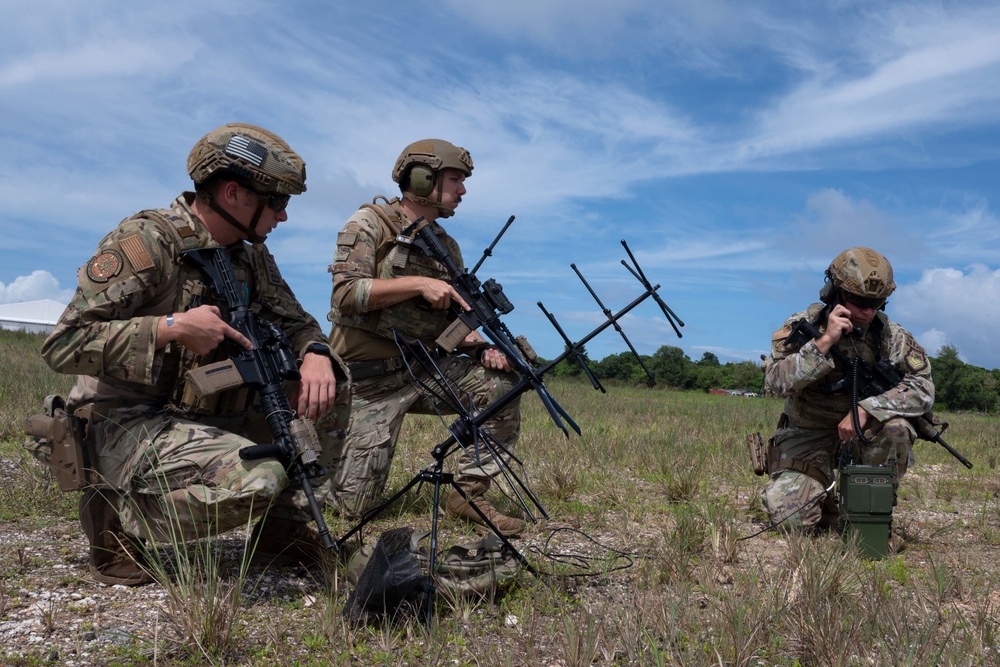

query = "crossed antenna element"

[{"left": 336, "top": 215, "right": 683, "bottom": 628}]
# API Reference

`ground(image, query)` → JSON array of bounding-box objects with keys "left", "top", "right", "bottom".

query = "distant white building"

[{"left": 0, "top": 299, "right": 67, "bottom": 335}]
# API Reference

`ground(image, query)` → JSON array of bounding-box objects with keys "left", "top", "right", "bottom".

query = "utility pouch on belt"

[
  {"left": 746, "top": 432, "right": 769, "bottom": 476},
  {"left": 23, "top": 395, "right": 96, "bottom": 491}
]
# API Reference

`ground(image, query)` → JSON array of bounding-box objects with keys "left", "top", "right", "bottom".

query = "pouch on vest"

[{"left": 23, "top": 395, "right": 96, "bottom": 491}]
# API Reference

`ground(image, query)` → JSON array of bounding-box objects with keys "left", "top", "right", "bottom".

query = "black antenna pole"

[{"left": 471, "top": 215, "right": 516, "bottom": 276}]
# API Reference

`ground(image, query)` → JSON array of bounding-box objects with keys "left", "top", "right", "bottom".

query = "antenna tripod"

[{"left": 335, "top": 217, "right": 684, "bottom": 630}]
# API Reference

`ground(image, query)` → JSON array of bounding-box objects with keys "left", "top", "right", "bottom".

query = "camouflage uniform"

[
  {"left": 41, "top": 193, "right": 350, "bottom": 543},
  {"left": 761, "top": 303, "right": 934, "bottom": 529},
  {"left": 323, "top": 198, "right": 520, "bottom": 517}
]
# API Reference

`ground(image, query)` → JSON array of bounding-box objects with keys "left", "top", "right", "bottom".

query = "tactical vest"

[
  {"left": 330, "top": 197, "right": 462, "bottom": 345},
  {"left": 134, "top": 208, "right": 255, "bottom": 418},
  {"left": 784, "top": 304, "right": 889, "bottom": 430}
]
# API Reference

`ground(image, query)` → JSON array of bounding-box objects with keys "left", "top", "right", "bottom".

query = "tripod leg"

[
  {"left": 335, "top": 467, "right": 433, "bottom": 550},
  {"left": 422, "top": 469, "right": 450, "bottom": 631}
]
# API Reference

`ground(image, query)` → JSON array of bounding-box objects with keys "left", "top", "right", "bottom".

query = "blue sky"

[{"left": 3, "top": 0, "right": 1000, "bottom": 370}]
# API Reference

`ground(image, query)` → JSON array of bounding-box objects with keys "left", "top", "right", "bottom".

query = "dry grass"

[{"left": 2, "top": 331, "right": 1000, "bottom": 665}]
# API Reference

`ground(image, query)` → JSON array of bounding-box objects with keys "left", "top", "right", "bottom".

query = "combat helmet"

[
  {"left": 392, "top": 139, "right": 473, "bottom": 218},
  {"left": 188, "top": 123, "right": 306, "bottom": 195},
  {"left": 823, "top": 246, "right": 896, "bottom": 303},
  {"left": 187, "top": 123, "right": 306, "bottom": 242}
]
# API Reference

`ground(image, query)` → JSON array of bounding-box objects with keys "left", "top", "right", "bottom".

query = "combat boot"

[
  {"left": 248, "top": 515, "right": 327, "bottom": 567},
  {"left": 79, "top": 489, "right": 154, "bottom": 586},
  {"left": 445, "top": 479, "right": 526, "bottom": 537}
]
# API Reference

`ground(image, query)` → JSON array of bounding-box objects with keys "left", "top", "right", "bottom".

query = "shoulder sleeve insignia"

[
  {"left": 263, "top": 252, "right": 283, "bottom": 285},
  {"left": 772, "top": 326, "right": 791, "bottom": 342},
  {"left": 86, "top": 250, "right": 124, "bottom": 283},
  {"left": 905, "top": 349, "right": 928, "bottom": 373},
  {"left": 119, "top": 235, "right": 154, "bottom": 272},
  {"left": 337, "top": 231, "right": 358, "bottom": 246}
]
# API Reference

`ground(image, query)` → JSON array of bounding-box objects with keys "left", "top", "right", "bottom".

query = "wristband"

[
  {"left": 166, "top": 313, "right": 175, "bottom": 327},
  {"left": 305, "top": 342, "right": 332, "bottom": 358}
]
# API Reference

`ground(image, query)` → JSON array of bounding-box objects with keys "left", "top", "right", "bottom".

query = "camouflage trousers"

[
  {"left": 328, "top": 354, "right": 520, "bottom": 518},
  {"left": 86, "top": 395, "right": 349, "bottom": 544},
  {"left": 762, "top": 416, "right": 915, "bottom": 530}
]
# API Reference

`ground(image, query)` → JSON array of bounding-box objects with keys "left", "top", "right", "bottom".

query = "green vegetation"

[
  {"left": 547, "top": 344, "right": 767, "bottom": 392},
  {"left": 549, "top": 342, "right": 1000, "bottom": 412},
  {"left": 0, "top": 330, "right": 74, "bottom": 439},
  {"left": 2, "top": 330, "right": 1000, "bottom": 665}
]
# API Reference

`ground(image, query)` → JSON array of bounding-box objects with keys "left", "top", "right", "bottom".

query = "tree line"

[{"left": 545, "top": 343, "right": 1000, "bottom": 413}]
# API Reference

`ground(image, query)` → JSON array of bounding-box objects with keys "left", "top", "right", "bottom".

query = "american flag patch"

[
  {"left": 120, "top": 234, "right": 153, "bottom": 272},
  {"left": 225, "top": 135, "right": 267, "bottom": 166}
]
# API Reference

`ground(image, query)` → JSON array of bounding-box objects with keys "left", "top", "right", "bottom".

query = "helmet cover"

[
  {"left": 826, "top": 246, "right": 896, "bottom": 300},
  {"left": 187, "top": 123, "right": 306, "bottom": 195}
]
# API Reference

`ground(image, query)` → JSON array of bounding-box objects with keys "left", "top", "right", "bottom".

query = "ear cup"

[{"left": 408, "top": 165, "right": 436, "bottom": 198}]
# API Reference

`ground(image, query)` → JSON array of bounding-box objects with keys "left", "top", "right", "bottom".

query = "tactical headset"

[{"left": 407, "top": 164, "right": 437, "bottom": 198}]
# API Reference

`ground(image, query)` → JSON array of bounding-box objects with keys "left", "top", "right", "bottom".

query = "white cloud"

[
  {"left": 914, "top": 328, "right": 950, "bottom": 358},
  {"left": 738, "top": 4, "right": 1000, "bottom": 163},
  {"left": 893, "top": 264, "right": 1000, "bottom": 369},
  {"left": 0, "top": 271, "right": 73, "bottom": 305},
  {"left": 0, "top": 39, "right": 190, "bottom": 87},
  {"left": 802, "top": 189, "right": 897, "bottom": 249}
]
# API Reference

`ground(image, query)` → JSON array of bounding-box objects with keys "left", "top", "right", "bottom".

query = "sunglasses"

[
  {"left": 259, "top": 192, "right": 290, "bottom": 212},
  {"left": 843, "top": 292, "right": 885, "bottom": 310},
  {"left": 238, "top": 182, "right": 290, "bottom": 212}
]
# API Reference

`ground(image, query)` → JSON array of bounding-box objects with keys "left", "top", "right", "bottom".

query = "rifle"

[
  {"left": 406, "top": 219, "right": 581, "bottom": 436},
  {"left": 182, "top": 246, "right": 335, "bottom": 549},
  {"left": 786, "top": 317, "right": 973, "bottom": 469}
]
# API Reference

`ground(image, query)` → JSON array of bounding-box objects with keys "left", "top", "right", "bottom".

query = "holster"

[
  {"left": 746, "top": 432, "right": 769, "bottom": 476},
  {"left": 23, "top": 395, "right": 97, "bottom": 491}
]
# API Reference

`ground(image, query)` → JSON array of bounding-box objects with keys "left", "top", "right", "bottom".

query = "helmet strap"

[
  {"left": 401, "top": 182, "right": 455, "bottom": 219},
  {"left": 206, "top": 192, "right": 268, "bottom": 243},
  {"left": 246, "top": 198, "right": 268, "bottom": 243}
]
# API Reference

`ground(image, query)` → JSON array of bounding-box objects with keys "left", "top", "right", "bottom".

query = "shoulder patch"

[
  {"left": 87, "top": 250, "right": 124, "bottom": 283},
  {"left": 119, "top": 235, "right": 154, "bottom": 272},
  {"left": 905, "top": 349, "right": 928, "bottom": 373},
  {"left": 337, "top": 231, "right": 358, "bottom": 246},
  {"left": 772, "top": 326, "right": 791, "bottom": 342},
  {"left": 263, "top": 252, "right": 283, "bottom": 285}
]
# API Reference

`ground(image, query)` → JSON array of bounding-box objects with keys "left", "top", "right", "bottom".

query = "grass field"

[{"left": 2, "top": 330, "right": 999, "bottom": 666}]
